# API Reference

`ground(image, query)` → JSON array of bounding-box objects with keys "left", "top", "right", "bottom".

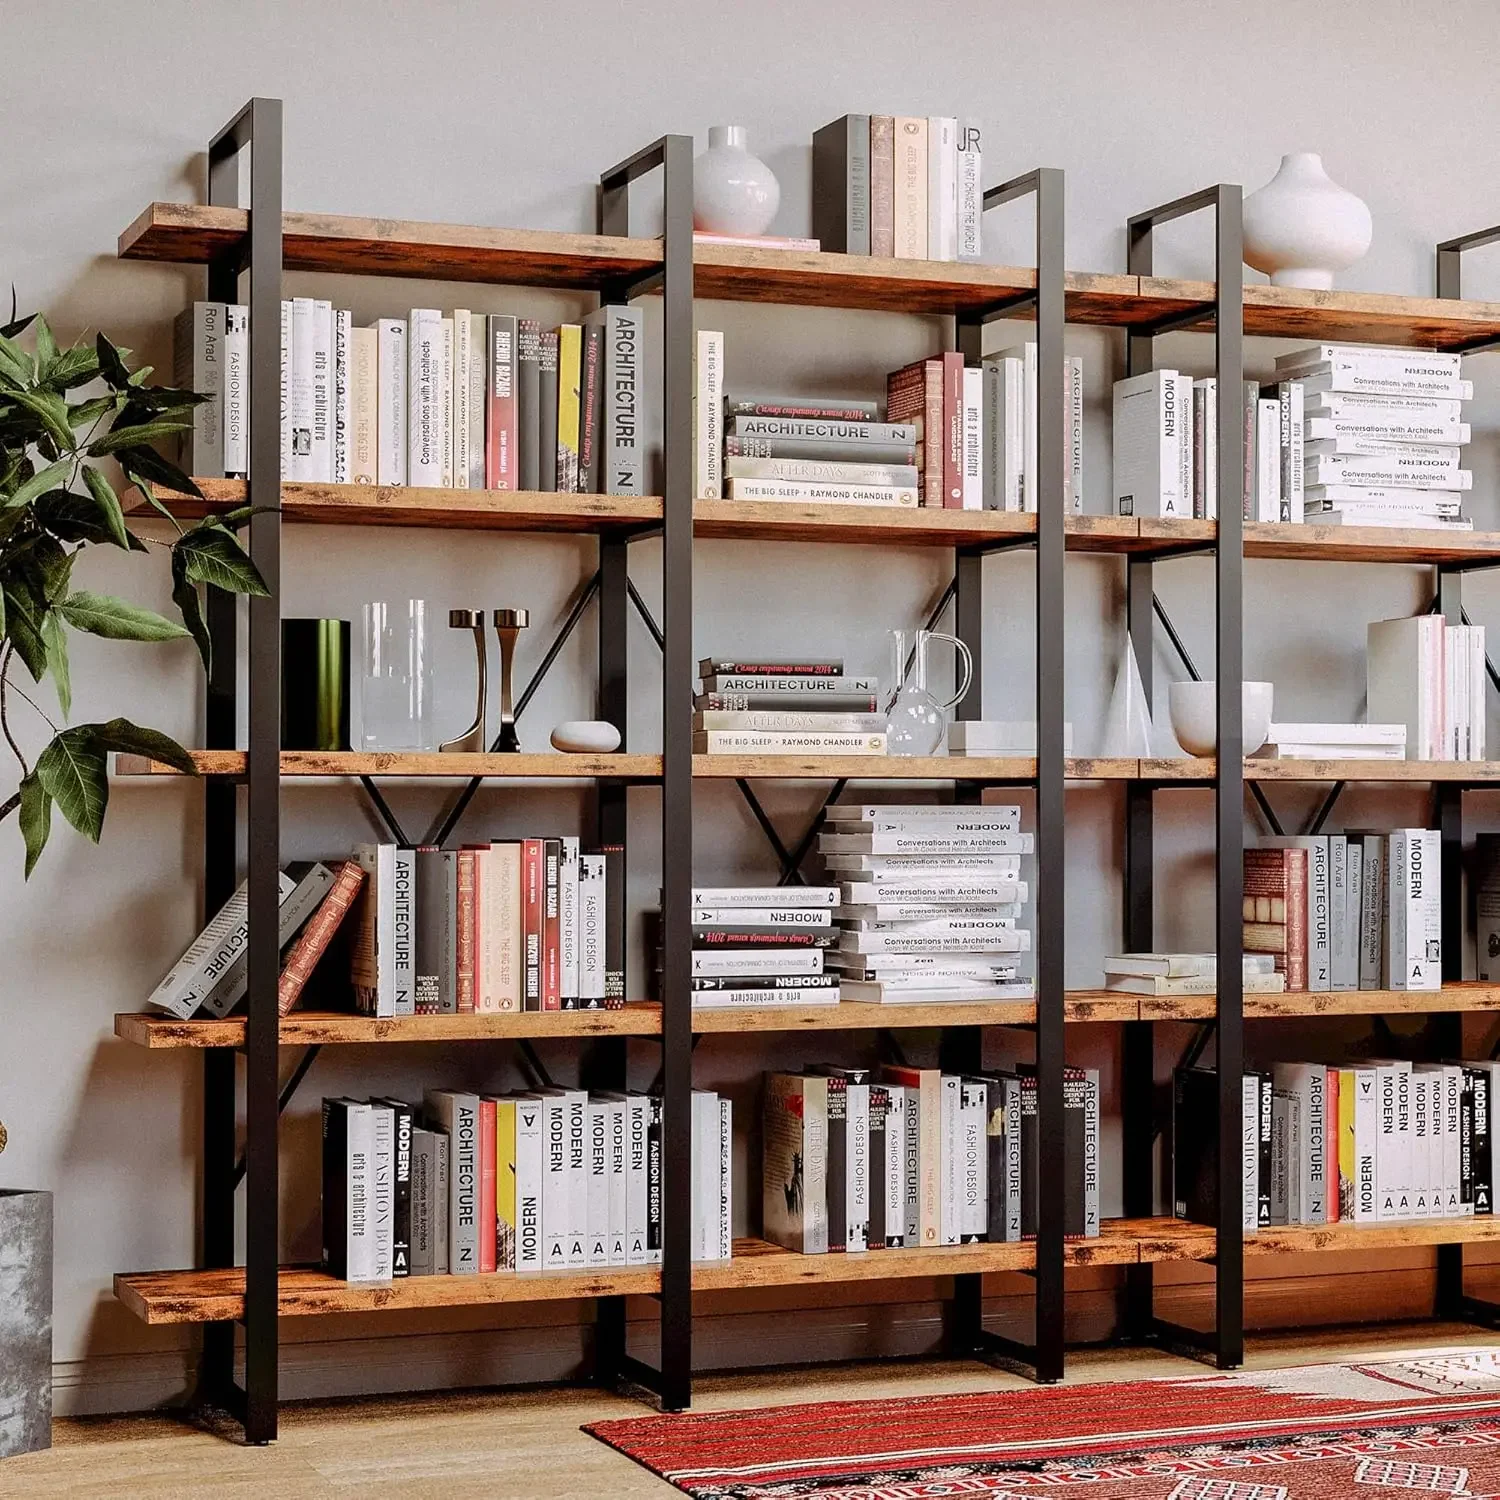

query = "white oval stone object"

[
  {"left": 693, "top": 125, "right": 780, "bottom": 237},
  {"left": 1243, "top": 153, "right": 1372, "bottom": 290},
  {"left": 550, "top": 720, "right": 622, "bottom": 754},
  {"left": 1168, "top": 681, "right": 1274, "bottom": 757}
]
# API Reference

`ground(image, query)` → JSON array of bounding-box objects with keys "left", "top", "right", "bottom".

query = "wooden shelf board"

[
  {"left": 1137, "top": 1213, "right": 1500, "bottom": 1263},
  {"left": 692, "top": 1000, "right": 1036, "bottom": 1031},
  {"left": 1138, "top": 517, "right": 1500, "bottom": 566},
  {"left": 1133, "top": 982, "right": 1500, "bottom": 1021},
  {"left": 113, "top": 1006, "right": 663, "bottom": 1049},
  {"left": 1141, "top": 757, "right": 1500, "bottom": 783},
  {"left": 118, "top": 204, "right": 661, "bottom": 289},
  {"left": 112, "top": 750, "right": 660, "bottom": 780}
]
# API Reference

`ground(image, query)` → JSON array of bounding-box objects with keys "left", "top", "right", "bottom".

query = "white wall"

[{"left": 7, "top": 0, "right": 1500, "bottom": 1413}]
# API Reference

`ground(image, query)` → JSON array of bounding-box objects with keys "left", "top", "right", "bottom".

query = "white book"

[
  {"left": 1305, "top": 510, "right": 1471, "bottom": 531},
  {"left": 1440, "top": 1064, "right": 1466, "bottom": 1216},
  {"left": 558, "top": 836, "right": 580, "bottom": 1003},
  {"left": 1350, "top": 1067, "right": 1380, "bottom": 1222},
  {"left": 691, "top": 986, "right": 840, "bottom": 1010},
  {"left": 1305, "top": 390, "right": 1464, "bottom": 422},
  {"left": 961, "top": 365, "right": 983, "bottom": 509},
  {"left": 1066, "top": 355, "right": 1084, "bottom": 514},
  {"left": 601, "top": 1097, "right": 627, "bottom": 1264},
  {"left": 1267, "top": 721, "right": 1406, "bottom": 745},
  {"left": 1307, "top": 456, "right": 1469, "bottom": 490},
  {"left": 1259, "top": 836, "right": 1331, "bottom": 990},
  {"left": 850, "top": 914, "right": 1019, "bottom": 935},
  {"left": 692, "top": 1091, "right": 719, "bottom": 1261},
  {"left": 842, "top": 932, "right": 1031, "bottom": 956},
  {"left": 1193, "top": 377, "right": 1217, "bottom": 519},
  {"left": 956, "top": 121, "right": 983, "bottom": 262},
  {"left": 982, "top": 356, "right": 1025, "bottom": 511},
  {"left": 958, "top": 1079, "right": 985, "bottom": 1241},
  {"left": 1279, "top": 380, "right": 1304, "bottom": 522},
  {"left": 820, "top": 832, "right": 1033, "bottom": 856},
  {"left": 846, "top": 1082, "right": 869, "bottom": 1253},
  {"left": 939, "top": 1074, "right": 962, "bottom": 1245},
  {"left": 1368, "top": 615, "right": 1446, "bottom": 761},
  {"left": 348, "top": 325, "right": 378, "bottom": 485},
  {"left": 431, "top": 1132, "right": 449, "bottom": 1274},
  {"left": 837, "top": 955, "right": 1022, "bottom": 978},
  {"left": 883, "top": 1085, "right": 908, "bottom": 1246},
  {"left": 406, "top": 309, "right": 443, "bottom": 486},
  {"left": 1305, "top": 415, "right": 1469, "bottom": 445},
  {"left": 1306, "top": 436, "right": 1461, "bottom": 464},
  {"left": 368, "top": 1104, "right": 395, "bottom": 1279},
  {"left": 391, "top": 846, "right": 415, "bottom": 1017},
  {"left": 822, "top": 856, "right": 1025, "bottom": 877},
  {"left": 1328, "top": 836, "right": 1354, "bottom": 990},
  {"left": 222, "top": 304, "right": 248, "bottom": 479},
  {"left": 374, "top": 319, "right": 407, "bottom": 486},
  {"left": 691, "top": 950, "right": 823, "bottom": 976},
  {"left": 996, "top": 342, "right": 1040, "bottom": 511},
  {"left": 692, "top": 886, "right": 839, "bottom": 907},
  {"left": 694, "top": 330, "right": 725, "bottom": 499},
  {"left": 841, "top": 880, "right": 1024, "bottom": 904},
  {"left": 1389, "top": 828, "right": 1441, "bottom": 990},
  {"left": 845, "top": 902, "right": 1023, "bottom": 924},
  {"left": 173, "top": 303, "right": 225, "bottom": 478},
  {"left": 691, "top": 909, "right": 832, "bottom": 928},
  {"left": 1411, "top": 1070, "right": 1434, "bottom": 1217},
  {"left": 1305, "top": 484, "right": 1463, "bottom": 511},
  {"left": 451, "top": 308, "right": 472, "bottom": 490},
  {"left": 1445, "top": 624, "right": 1463, "bottom": 761},
  {"left": 1255, "top": 398, "right": 1280, "bottom": 522},
  {"left": 424, "top": 1089, "right": 479, "bottom": 1273},
  {"left": 1112, "top": 369, "right": 1191, "bottom": 517},
  {"left": 578, "top": 853, "right": 606, "bottom": 1003},
  {"left": 1276, "top": 344, "right": 1463, "bottom": 376},
  {"left": 586, "top": 1101, "right": 610, "bottom": 1265},
  {"left": 927, "top": 116, "right": 958, "bottom": 261},
  {"left": 1284, "top": 360, "right": 1472, "bottom": 400},
  {"left": 468, "top": 312, "right": 487, "bottom": 490},
  {"left": 718, "top": 1096, "right": 733, "bottom": 1262},
  {"left": 332, "top": 308, "right": 352, "bottom": 483},
  {"left": 309, "top": 299, "right": 334, "bottom": 482},
  {"left": 539, "top": 1092, "right": 571, "bottom": 1268},
  {"left": 1374, "top": 1063, "right": 1403, "bottom": 1219},
  {"left": 514, "top": 1096, "right": 544, "bottom": 1271},
  {"left": 1241, "top": 1074, "right": 1260, "bottom": 1233},
  {"left": 285, "top": 297, "right": 319, "bottom": 481},
  {"left": 564, "top": 1090, "right": 588, "bottom": 1267},
  {"left": 831, "top": 812, "right": 1023, "bottom": 836},
  {"left": 437, "top": 316, "right": 454, "bottom": 487},
  {"left": 624, "top": 1095, "right": 649, "bottom": 1265},
  {"left": 1275, "top": 1063, "right": 1327, "bottom": 1224},
  {"left": 346, "top": 1102, "right": 378, "bottom": 1281},
  {"left": 279, "top": 299, "right": 292, "bottom": 477},
  {"left": 723, "top": 479, "right": 916, "bottom": 507},
  {"left": 826, "top": 803, "right": 1022, "bottom": 826}
]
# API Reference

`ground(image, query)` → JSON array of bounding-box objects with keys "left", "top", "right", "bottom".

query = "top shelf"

[{"left": 121, "top": 204, "right": 1500, "bottom": 349}]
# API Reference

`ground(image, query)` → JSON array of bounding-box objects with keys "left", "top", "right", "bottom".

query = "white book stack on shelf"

[
  {"left": 1253, "top": 722, "right": 1408, "bottom": 761},
  {"left": 684, "top": 887, "right": 842, "bottom": 1010},
  {"left": 821, "top": 803, "right": 1035, "bottom": 1004},
  {"left": 1367, "top": 614, "right": 1486, "bottom": 761},
  {"left": 1101, "top": 952, "right": 1285, "bottom": 997},
  {"left": 1272, "top": 344, "right": 1473, "bottom": 530}
]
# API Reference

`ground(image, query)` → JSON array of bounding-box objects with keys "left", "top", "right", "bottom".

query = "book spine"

[
  {"left": 694, "top": 330, "right": 725, "bottom": 499},
  {"left": 222, "top": 304, "right": 248, "bottom": 479},
  {"left": 347, "top": 324, "right": 377, "bottom": 486},
  {"left": 579, "top": 853, "right": 606, "bottom": 1005},
  {"left": 626, "top": 1096, "right": 649, "bottom": 1263},
  {"left": 893, "top": 117, "right": 927, "bottom": 258},
  {"left": 646, "top": 1097, "right": 664, "bottom": 1263},
  {"left": 579, "top": 323, "right": 603, "bottom": 492},
  {"left": 1474, "top": 1069, "right": 1494, "bottom": 1215},
  {"left": 406, "top": 310, "right": 442, "bottom": 486},
  {"left": 543, "top": 839, "right": 562, "bottom": 1012},
  {"left": 279, "top": 861, "right": 366, "bottom": 1015},
  {"left": 346, "top": 1105, "right": 375, "bottom": 1281},
  {"left": 175, "top": 303, "right": 225, "bottom": 478},
  {"left": 451, "top": 309, "right": 472, "bottom": 489},
  {"left": 558, "top": 836, "right": 580, "bottom": 1006},
  {"left": 386, "top": 1101, "right": 413, "bottom": 1276},
  {"left": 927, "top": 116, "right": 958, "bottom": 263},
  {"left": 724, "top": 479, "right": 916, "bottom": 507},
  {"left": 1067, "top": 356, "right": 1085, "bottom": 513},
  {"left": 450, "top": 1096, "right": 480, "bottom": 1273},
  {"left": 538, "top": 330, "right": 559, "bottom": 491},
  {"left": 696, "top": 731, "right": 886, "bottom": 754},
  {"left": 603, "top": 306, "right": 642, "bottom": 495},
  {"left": 286, "top": 298, "right": 318, "bottom": 480},
  {"left": 587, "top": 1101, "right": 610, "bottom": 1265},
  {"left": 603, "top": 844, "right": 627, "bottom": 1003},
  {"left": 279, "top": 299, "right": 292, "bottom": 477},
  {"left": 332, "top": 308, "right": 352, "bottom": 484},
  {"left": 961, "top": 365, "right": 982, "bottom": 510},
  {"left": 148, "top": 878, "right": 254, "bottom": 1019},
  {"left": 455, "top": 849, "right": 476, "bottom": 1014},
  {"left": 199, "top": 868, "right": 309, "bottom": 1018},
  {"left": 542, "top": 1096, "right": 569, "bottom": 1267},
  {"left": 956, "top": 121, "right": 982, "bottom": 262},
  {"left": 812, "top": 115, "right": 870, "bottom": 256},
  {"left": 439, "top": 317, "right": 455, "bottom": 486},
  {"left": 495, "top": 1099, "right": 517, "bottom": 1271},
  {"left": 391, "top": 847, "right": 415, "bottom": 1017},
  {"left": 522, "top": 838, "right": 544, "bottom": 1011},
  {"left": 310, "top": 300, "right": 334, "bottom": 482},
  {"left": 555, "top": 324, "right": 581, "bottom": 491},
  {"left": 373, "top": 320, "right": 406, "bottom": 485},
  {"left": 515, "top": 318, "right": 542, "bottom": 491},
  {"left": 724, "top": 459, "right": 919, "bottom": 486},
  {"left": 371, "top": 1107, "right": 396, "bottom": 1279},
  {"left": 869, "top": 116, "right": 895, "bottom": 257},
  {"left": 606, "top": 1098, "right": 628, "bottom": 1264},
  {"left": 515, "top": 1099, "right": 544, "bottom": 1270},
  {"left": 718, "top": 1096, "right": 733, "bottom": 1261}
]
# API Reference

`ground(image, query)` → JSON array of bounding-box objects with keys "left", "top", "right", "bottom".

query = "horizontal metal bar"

[
  {"left": 600, "top": 138, "right": 670, "bottom": 190},
  {"left": 1128, "top": 184, "right": 1228, "bottom": 232},
  {"left": 614, "top": 1351, "right": 669, "bottom": 1395},
  {"left": 209, "top": 100, "right": 260, "bottom": 155},
  {"left": 970, "top": 1326, "right": 1057, "bottom": 1381},
  {"left": 1438, "top": 225, "right": 1500, "bottom": 255},
  {"left": 1138, "top": 304, "right": 1215, "bottom": 339},
  {"left": 983, "top": 167, "right": 1046, "bottom": 210},
  {"left": 967, "top": 292, "right": 1038, "bottom": 325}
]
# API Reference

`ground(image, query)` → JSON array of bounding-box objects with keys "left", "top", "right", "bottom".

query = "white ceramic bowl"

[{"left": 1168, "top": 681, "right": 1273, "bottom": 757}]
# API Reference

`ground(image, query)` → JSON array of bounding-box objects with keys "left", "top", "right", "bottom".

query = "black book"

[
  {"left": 516, "top": 318, "right": 542, "bottom": 491},
  {"left": 645, "top": 1095, "right": 664, "bottom": 1255},
  {"left": 374, "top": 1097, "right": 414, "bottom": 1277},
  {"left": 693, "top": 926, "right": 837, "bottom": 949},
  {"left": 1461, "top": 1073, "right": 1476, "bottom": 1213},
  {"left": 538, "top": 329, "right": 559, "bottom": 492},
  {"left": 824, "top": 1073, "right": 848, "bottom": 1252},
  {"left": 689, "top": 974, "right": 838, "bottom": 992},
  {"left": 601, "top": 843, "right": 626, "bottom": 1003},
  {"left": 1172, "top": 1068, "right": 1217, "bottom": 1226},
  {"left": 1471, "top": 1066, "right": 1493, "bottom": 1215},
  {"left": 412, "top": 847, "right": 446, "bottom": 1015},
  {"left": 321, "top": 1098, "right": 355, "bottom": 1279},
  {"left": 868, "top": 1085, "right": 888, "bottom": 1250},
  {"left": 1018, "top": 1073, "right": 1039, "bottom": 1240},
  {"left": 977, "top": 1074, "right": 1013, "bottom": 1244},
  {"left": 811, "top": 114, "right": 871, "bottom": 256}
]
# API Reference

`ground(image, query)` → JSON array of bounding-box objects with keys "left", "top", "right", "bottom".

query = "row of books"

[
  {"left": 1103, "top": 952, "right": 1284, "bottom": 996},
  {"left": 764, "top": 1064, "right": 1100, "bottom": 1254},
  {"left": 1113, "top": 344, "right": 1472, "bottom": 530},
  {"left": 690, "top": 335, "right": 1084, "bottom": 512},
  {"left": 1244, "top": 830, "right": 1440, "bottom": 994},
  {"left": 1174, "top": 1060, "right": 1500, "bottom": 1230},
  {"left": 823, "top": 804, "right": 1034, "bottom": 1004},
  {"left": 812, "top": 114, "right": 983, "bottom": 262},
  {"left": 693, "top": 656, "right": 886, "bottom": 756},
  {"left": 174, "top": 299, "right": 644, "bottom": 493},
  {"left": 1368, "top": 613, "right": 1487, "bottom": 761}
]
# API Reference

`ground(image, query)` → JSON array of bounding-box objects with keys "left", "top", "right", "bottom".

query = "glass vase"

[
  {"left": 884, "top": 628, "right": 973, "bottom": 756},
  {"left": 359, "top": 599, "right": 435, "bottom": 751}
]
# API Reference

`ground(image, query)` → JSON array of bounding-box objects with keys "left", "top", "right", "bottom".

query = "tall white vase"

[
  {"left": 693, "top": 126, "right": 780, "bottom": 237},
  {"left": 1242, "top": 153, "right": 1372, "bottom": 290}
]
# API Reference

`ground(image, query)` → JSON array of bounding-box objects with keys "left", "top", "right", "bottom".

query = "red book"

[
  {"left": 542, "top": 838, "right": 562, "bottom": 1012},
  {"left": 456, "top": 848, "right": 477, "bottom": 1014},
  {"left": 886, "top": 358, "right": 943, "bottom": 506},
  {"left": 277, "top": 860, "right": 365, "bottom": 1015},
  {"left": 940, "top": 350, "right": 964, "bottom": 508},
  {"left": 1325, "top": 1066, "right": 1341, "bottom": 1222},
  {"left": 485, "top": 315, "right": 517, "bottom": 491},
  {"left": 521, "top": 837, "right": 544, "bottom": 1011},
  {"left": 1243, "top": 846, "right": 1308, "bottom": 990},
  {"left": 477, "top": 1096, "right": 497, "bottom": 1273}
]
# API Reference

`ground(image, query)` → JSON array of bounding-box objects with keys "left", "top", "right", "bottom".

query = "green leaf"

[
  {"left": 65, "top": 395, "right": 119, "bottom": 430},
  {"left": 3, "top": 580, "right": 46, "bottom": 679},
  {"left": 17, "top": 772, "right": 51, "bottom": 878},
  {"left": 0, "top": 333, "right": 35, "bottom": 388},
  {"left": 44, "top": 345, "right": 102, "bottom": 393},
  {"left": 170, "top": 549, "right": 210, "bottom": 672},
  {"left": 19, "top": 534, "right": 74, "bottom": 603},
  {"left": 41, "top": 610, "right": 70, "bottom": 717},
  {"left": 118, "top": 444, "right": 203, "bottom": 501},
  {"left": 81, "top": 465, "right": 131, "bottom": 548},
  {"left": 175, "top": 524, "right": 269, "bottom": 596},
  {"left": 34, "top": 727, "right": 107, "bottom": 841},
  {"left": 56, "top": 590, "right": 189, "bottom": 642},
  {"left": 33, "top": 316, "right": 57, "bottom": 374},
  {"left": 121, "top": 384, "right": 209, "bottom": 413},
  {"left": 5, "top": 457, "right": 71, "bottom": 511},
  {"left": 96, "top": 333, "right": 131, "bottom": 391},
  {"left": 85, "top": 718, "right": 197, "bottom": 774},
  {"left": 87, "top": 418, "right": 191, "bottom": 456},
  {"left": 9, "top": 388, "right": 77, "bottom": 451},
  {"left": 33, "top": 489, "right": 144, "bottom": 550}
]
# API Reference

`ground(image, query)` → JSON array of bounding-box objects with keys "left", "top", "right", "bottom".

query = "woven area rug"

[{"left": 586, "top": 1352, "right": 1500, "bottom": 1498}]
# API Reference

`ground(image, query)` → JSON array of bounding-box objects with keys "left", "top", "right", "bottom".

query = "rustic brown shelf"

[
  {"left": 112, "top": 750, "right": 661, "bottom": 779},
  {"left": 1145, "top": 758, "right": 1500, "bottom": 783},
  {"left": 1143, "top": 1213, "right": 1500, "bottom": 1262},
  {"left": 1143, "top": 517, "right": 1500, "bottom": 566},
  {"left": 1133, "top": 982, "right": 1500, "bottom": 1021}
]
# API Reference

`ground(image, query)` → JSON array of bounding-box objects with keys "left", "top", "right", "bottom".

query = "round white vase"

[
  {"left": 1243, "top": 153, "right": 1372, "bottom": 290},
  {"left": 693, "top": 126, "right": 780, "bottom": 237}
]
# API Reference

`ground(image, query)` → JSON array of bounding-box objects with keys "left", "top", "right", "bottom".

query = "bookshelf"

[{"left": 105, "top": 97, "right": 1500, "bottom": 1444}]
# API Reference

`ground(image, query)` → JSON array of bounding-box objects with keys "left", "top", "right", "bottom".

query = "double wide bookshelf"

[{"left": 109, "top": 99, "right": 1500, "bottom": 1443}]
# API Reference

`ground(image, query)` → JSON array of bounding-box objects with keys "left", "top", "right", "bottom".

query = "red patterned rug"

[{"left": 585, "top": 1352, "right": 1500, "bottom": 1497}]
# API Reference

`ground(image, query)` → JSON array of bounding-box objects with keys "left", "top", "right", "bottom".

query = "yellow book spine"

[
  {"left": 495, "top": 1098, "right": 518, "bottom": 1271},
  {"left": 1338, "top": 1068, "right": 1357, "bottom": 1220},
  {"left": 556, "top": 324, "right": 582, "bottom": 491}
]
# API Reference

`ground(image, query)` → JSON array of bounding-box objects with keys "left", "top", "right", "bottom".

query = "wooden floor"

[{"left": 6, "top": 1325, "right": 1500, "bottom": 1497}]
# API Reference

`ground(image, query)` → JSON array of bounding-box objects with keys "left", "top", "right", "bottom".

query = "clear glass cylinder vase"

[{"left": 359, "top": 599, "right": 435, "bottom": 751}]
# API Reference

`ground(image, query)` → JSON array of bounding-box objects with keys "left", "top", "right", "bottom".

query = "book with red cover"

[
  {"left": 522, "top": 837, "right": 544, "bottom": 1011},
  {"left": 277, "top": 860, "right": 366, "bottom": 1015},
  {"left": 485, "top": 314, "right": 517, "bottom": 491},
  {"left": 456, "top": 848, "right": 478, "bottom": 1014},
  {"left": 542, "top": 838, "right": 562, "bottom": 1011},
  {"left": 1243, "top": 845, "right": 1309, "bottom": 990},
  {"left": 941, "top": 350, "right": 964, "bottom": 508},
  {"left": 477, "top": 1096, "right": 497, "bottom": 1274},
  {"left": 886, "top": 358, "right": 942, "bottom": 506}
]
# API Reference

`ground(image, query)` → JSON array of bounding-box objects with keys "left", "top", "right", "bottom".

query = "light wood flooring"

[{"left": 7, "top": 1325, "right": 1500, "bottom": 1499}]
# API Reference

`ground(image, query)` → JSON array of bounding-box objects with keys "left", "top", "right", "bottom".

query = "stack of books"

[
  {"left": 175, "top": 300, "right": 644, "bottom": 494},
  {"left": 1176, "top": 1059, "right": 1500, "bottom": 1230},
  {"left": 946, "top": 720, "right": 1075, "bottom": 756},
  {"left": 820, "top": 803, "right": 1034, "bottom": 1003},
  {"left": 1101, "top": 952, "right": 1284, "bottom": 997},
  {"left": 812, "top": 114, "right": 983, "bottom": 261},
  {"left": 693, "top": 657, "right": 887, "bottom": 756},
  {"left": 323, "top": 1088, "right": 732, "bottom": 1282},
  {"left": 1279, "top": 343, "right": 1472, "bottom": 530},
  {"left": 1253, "top": 722, "right": 1407, "bottom": 761},
  {"left": 765, "top": 1063, "right": 1100, "bottom": 1253},
  {"left": 1367, "top": 614, "right": 1487, "bottom": 760},
  {"left": 1243, "top": 830, "right": 1441, "bottom": 995},
  {"left": 675, "top": 886, "right": 842, "bottom": 1009}
]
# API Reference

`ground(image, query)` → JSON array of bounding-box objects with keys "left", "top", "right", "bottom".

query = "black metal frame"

[{"left": 1118, "top": 185, "right": 1244, "bottom": 1370}]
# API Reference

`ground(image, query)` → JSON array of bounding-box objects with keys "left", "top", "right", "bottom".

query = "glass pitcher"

[{"left": 885, "top": 629, "right": 974, "bottom": 756}]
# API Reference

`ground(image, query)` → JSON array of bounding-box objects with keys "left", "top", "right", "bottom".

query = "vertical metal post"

[
  {"left": 953, "top": 544, "right": 984, "bottom": 723},
  {"left": 209, "top": 97, "right": 284, "bottom": 1445},
  {"left": 1211, "top": 186, "right": 1246, "bottom": 1372}
]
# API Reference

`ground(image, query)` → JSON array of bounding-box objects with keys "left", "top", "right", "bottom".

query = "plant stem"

[{"left": 0, "top": 644, "right": 30, "bottom": 778}]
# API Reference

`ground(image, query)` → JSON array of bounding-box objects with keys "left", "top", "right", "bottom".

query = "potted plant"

[{"left": 0, "top": 302, "right": 267, "bottom": 872}]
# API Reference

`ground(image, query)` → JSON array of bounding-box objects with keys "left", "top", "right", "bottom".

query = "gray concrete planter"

[{"left": 0, "top": 1190, "right": 51, "bottom": 1458}]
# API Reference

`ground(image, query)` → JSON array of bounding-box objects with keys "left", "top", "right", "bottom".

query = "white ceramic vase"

[
  {"left": 693, "top": 126, "right": 780, "bottom": 237},
  {"left": 1167, "top": 681, "right": 1274, "bottom": 757},
  {"left": 1243, "top": 153, "right": 1372, "bottom": 290}
]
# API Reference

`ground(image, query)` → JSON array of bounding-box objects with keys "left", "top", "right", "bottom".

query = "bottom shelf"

[{"left": 114, "top": 1214, "right": 1500, "bottom": 1324}]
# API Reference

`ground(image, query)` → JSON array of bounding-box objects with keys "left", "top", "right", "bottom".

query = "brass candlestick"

[
  {"left": 439, "top": 609, "right": 487, "bottom": 753},
  {"left": 493, "top": 609, "right": 529, "bottom": 752}
]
